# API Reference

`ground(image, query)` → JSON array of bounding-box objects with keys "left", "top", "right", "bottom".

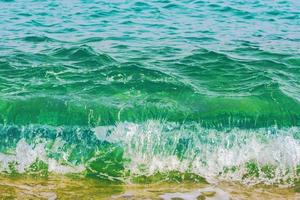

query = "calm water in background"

[{"left": 0, "top": 0, "right": 300, "bottom": 192}]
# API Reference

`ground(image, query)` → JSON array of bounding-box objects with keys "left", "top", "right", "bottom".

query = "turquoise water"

[{"left": 0, "top": 0, "right": 300, "bottom": 186}]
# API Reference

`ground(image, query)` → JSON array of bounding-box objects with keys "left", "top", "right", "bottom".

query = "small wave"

[
  {"left": 50, "top": 45, "right": 116, "bottom": 63},
  {"left": 77, "top": 37, "right": 104, "bottom": 44},
  {"left": 22, "top": 35, "right": 62, "bottom": 43},
  {"left": 22, "top": 35, "right": 51, "bottom": 43}
]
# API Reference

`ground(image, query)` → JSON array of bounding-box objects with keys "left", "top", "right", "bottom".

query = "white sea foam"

[
  {"left": 160, "top": 187, "right": 230, "bottom": 200},
  {"left": 0, "top": 138, "right": 84, "bottom": 174},
  {"left": 0, "top": 121, "right": 299, "bottom": 186},
  {"left": 93, "top": 120, "right": 300, "bottom": 185}
]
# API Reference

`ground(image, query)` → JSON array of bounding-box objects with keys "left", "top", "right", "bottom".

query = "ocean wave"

[
  {"left": 22, "top": 35, "right": 58, "bottom": 43},
  {"left": 0, "top": 121, "right": 299, "bottom": 186},
  {"left": 1, "top": 95, "right": 300, "bottom": 128},
  {"left": 0, "top": 0, "right": 300, "bottom": 190},
  {"left": 50, "top": 45, "right": 116, "bottom": 63},
  {"left": 1, "top": 45, "right": 300, "bottom": 102}
]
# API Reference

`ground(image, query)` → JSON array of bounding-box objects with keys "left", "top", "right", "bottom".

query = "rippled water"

[{"left": 0, "top": 0, "right": 300, "bottom": 187}]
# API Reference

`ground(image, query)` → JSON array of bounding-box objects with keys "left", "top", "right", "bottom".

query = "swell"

[
  {"left": 1, "top": 45, "right": 300, "bottom": 99},
  {"left": 1, "top": 94, "right": 300, "bottom": 128},
  {"left": 1, "top": 46, "right": 300, "bottom": 128}
]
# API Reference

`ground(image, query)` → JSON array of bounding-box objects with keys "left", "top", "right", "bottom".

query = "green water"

[{"left": 0, "top": 0, "right": 300, "bottom": 186}]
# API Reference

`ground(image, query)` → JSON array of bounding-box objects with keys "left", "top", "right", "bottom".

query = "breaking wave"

[{"left": 0, "top": 121, "right": 299, "bottom": 186}]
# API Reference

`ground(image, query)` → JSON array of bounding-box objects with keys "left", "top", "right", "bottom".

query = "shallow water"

[
  {"left": 0, "top": 175, "right": 299, "bottom": 200},
  {"left": 0, "top": 0, "right": 300, "bottom": 189}
]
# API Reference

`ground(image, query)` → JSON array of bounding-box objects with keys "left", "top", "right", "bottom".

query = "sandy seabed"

[{"left": 0, "top": 175, "right": 299, "bottom": 200}]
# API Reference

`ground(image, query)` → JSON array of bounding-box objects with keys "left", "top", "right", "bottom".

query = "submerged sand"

[{"left": 0, "top": 175, "right": 299, "bottom": 200}]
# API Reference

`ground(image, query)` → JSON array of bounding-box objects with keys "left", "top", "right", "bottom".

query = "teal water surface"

[{"left": 0, "top": 0, "right": 300, "bottom": 186}]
